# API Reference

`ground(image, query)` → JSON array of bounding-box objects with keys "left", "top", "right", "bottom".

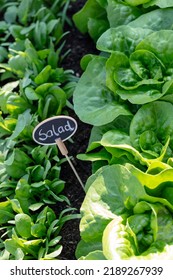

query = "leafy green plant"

[
  {"left": 74, "top": 26, "right": 173, "bottom": 126},
  {"left": 73, "top": 0, "right": 173, "bottom": 261},
  {"left": 0, "top": 0, "right": 80, "bottom": 260},
  {"left": 0, "top": 199, "right": 80, "bottom": 260},
  {"left": 0, "top": 0, "right": 74, "bottom": 48},
  {"left": 98, "top": 29, "right": 173, "bottom": 105},
  {"left": 0, "top": 40, "right": 76, "bottom": 119},
  {"left": 76, "top": 164, "right": 173, "bottom": 260},
  {"left": 77, "top": 100, "right": 173, "bottom": 174},
  {"left": 73, "top": 0, "right": 141, "bottom": 41},
  {"left": 73, "top": 0, "right": 173, "bottom": 42},
  {"left": 74, "top": 55, "right": 132, "bottom": 126}
]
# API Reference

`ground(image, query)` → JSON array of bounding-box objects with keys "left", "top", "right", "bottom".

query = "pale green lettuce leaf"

[
  {"left": 124, "top": 0, "right": 150, "bottom": 5},
  {"left": 130, "top": 101, "right": 173, "bottom": 159},
  {"left": 136, "top": 30, "right": 173, "bottom": 67},
  {"left": 144, "top": 0, "right": 173, "bottom": 8},
  {"left": 97, "top": 26, "right": 153, "bottom": 56},
  {"left": 79, "top": 165, "right": 148, "bottom": 243},
  {"left": 77, "top": 165, "right": 173, "bottom": 260},
  {"left": 102, "top": 216, "right": 136, "bottom": 260},
  {"left": 106, "top": 0, "right": 141, "bottom": 28},
  {"left": 103, "top": 205, "right": 173, "bottom": 260},
  {"left": 129, "top": 8, "right": 173, "bottom": 30}
]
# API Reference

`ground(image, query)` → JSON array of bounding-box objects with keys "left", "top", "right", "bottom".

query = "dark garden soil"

[{"left": 57, "top": 0, "right": 98, "bottom": 260}]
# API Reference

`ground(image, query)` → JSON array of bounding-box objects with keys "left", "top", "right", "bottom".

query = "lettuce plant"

[
  {"left": 73, "top": 0, "right": 142, "bottom": 41},
  {"left": 73, "top": 1, "right": 173, "bottom": 261},
  {"left": 99, "top": 30, "right": 173, "bottom": 105},
  {"left": 74, "top": 26, "right": 173, "bottom": 126},
  {"left": 76, "top": 164, "right": 173, "bottom": 260},
  {"left": 73, "top": 2, "right": 173, "bottom": 126},
  {"left": 74, "top": 56, "right": 132, "bottom": 126},
  {"left": 78, "top": 100, "right": 173, "bottom": 173},
  {"left": 73, "top": 0, "right": 173, "bottom": 41}
]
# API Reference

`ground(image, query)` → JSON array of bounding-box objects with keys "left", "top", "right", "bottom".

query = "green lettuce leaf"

[
  {"left": 73, "top": 0, "right": 108, "bottom": 41},
  {"left": 97, "top": 29, "right": 173, "bottom": 105},
  {"left": 73, "top": 56, "right": 131, "bottom": 126},
  {"left": 129, "top": 8, "right": 173, "bottom": 30},
  {"left": 97, "top": 26, "right": 153, "bottom": 56},
  {"left": 76, "top": 165, "right": 173, "bottom": 260},
  {"left": 136, "top": 30, "right": 173, "bottom": 67},
  {"left": 106, "top": 0, "right": 141, "bottom": 28},
  {"left": 130, "top": 101, "right": 173, "bottom": 159},
  {"left": 144, "top": 0, "right": 173, "bottom": 8},
  {"left": 124, "top": 0, "right": 150, "bottom": 5}
]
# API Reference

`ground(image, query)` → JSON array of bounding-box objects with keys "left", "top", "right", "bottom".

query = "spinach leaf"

[{"left": 0, "top": 0, "right": 80, "bottom": 260}]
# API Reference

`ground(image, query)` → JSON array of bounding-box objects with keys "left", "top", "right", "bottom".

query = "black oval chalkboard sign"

[{"left": 32, "top": 116, "right": 77, "bottom": 145}]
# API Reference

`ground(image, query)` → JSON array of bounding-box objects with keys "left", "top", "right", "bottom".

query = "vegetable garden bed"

[
  {"left": 1, "top": 0, "right": 173, "bottom": 260},
  {"left": 0, "top": 0, "right": 93, "bottom": 260}
]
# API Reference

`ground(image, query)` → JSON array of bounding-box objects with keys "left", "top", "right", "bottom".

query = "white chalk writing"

[{"left": 38, "top": 121, "right": 75, "bottom": 141}]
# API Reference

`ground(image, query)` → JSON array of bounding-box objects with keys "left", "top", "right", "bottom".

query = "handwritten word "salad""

[
  {"left": 38, "top": 121, "right": 74, "bottom": 141},
  {"left": 33, "top": 116, "right": 77, "bottom": 145}
]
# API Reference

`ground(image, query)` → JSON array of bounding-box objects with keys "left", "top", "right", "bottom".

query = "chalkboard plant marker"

[
  {"left": 32, "top": 116, "right": 78, "bottom": 145},
  {"left": 33, "top": 116, "right": 85, "bottom": 190}
]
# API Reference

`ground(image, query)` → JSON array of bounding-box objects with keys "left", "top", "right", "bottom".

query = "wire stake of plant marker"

[
  {"left": 55, "top": 138, "right": 85, "bottom": 190},
  {"left": 32, "top": 115, "right": 85, "bottom": 191}
]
